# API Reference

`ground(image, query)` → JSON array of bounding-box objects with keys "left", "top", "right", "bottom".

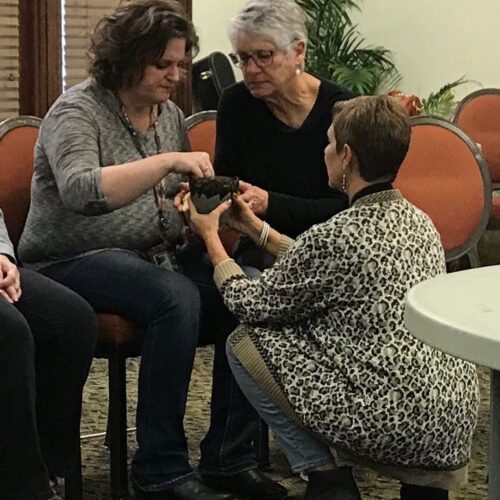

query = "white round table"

[{"left": 405, "top": 265, "right": 500, "bottom": 500}]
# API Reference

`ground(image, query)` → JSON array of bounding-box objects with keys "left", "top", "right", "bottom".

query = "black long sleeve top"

[{"left": 214, "top": 79, "right": 354, "bottom": 237}]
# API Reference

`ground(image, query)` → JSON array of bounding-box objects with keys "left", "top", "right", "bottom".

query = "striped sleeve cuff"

[
  {"left": 214, "top": 258, "right": 246, "bottom": 289},
  {"left": 277, "top": 234, "right": 294, "bottom": 259}
]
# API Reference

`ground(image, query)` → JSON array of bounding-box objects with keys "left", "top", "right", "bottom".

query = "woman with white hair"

[{"left": 216, "top": 0, "right": 354, "bottom": 239}]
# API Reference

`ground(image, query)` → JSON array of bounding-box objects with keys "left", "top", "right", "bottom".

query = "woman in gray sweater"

[
  {"left": 185, "top": 95, "right": 479, "bottom": 500},
  {"left": 16, "top": 2, "right": 243, "bottom": 499}
]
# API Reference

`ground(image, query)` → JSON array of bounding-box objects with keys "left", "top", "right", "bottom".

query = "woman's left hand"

[
  {"left": 239, "top": 181, "right": 269, "bottom": 216},
  {"left": 183, "top": 195, "right": 232, "bottom": 240}
]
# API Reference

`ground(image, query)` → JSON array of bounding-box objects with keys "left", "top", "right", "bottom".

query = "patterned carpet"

[{"left": 80, "top": 347, "right": 490, "bottom": 499}]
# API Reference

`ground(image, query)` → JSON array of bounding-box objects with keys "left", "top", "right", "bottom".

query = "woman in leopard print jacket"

[{"left": 185, "top": 95, "right": 479, "bottom": 500}]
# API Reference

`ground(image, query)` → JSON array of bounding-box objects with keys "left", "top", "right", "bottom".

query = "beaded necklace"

[{"left": 119, "top": 102, "right": 170, "bottom": 240}]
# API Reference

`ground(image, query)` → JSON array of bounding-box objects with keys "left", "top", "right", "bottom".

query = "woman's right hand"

[{"left": 166, "top": 152, "right": 214, "bottom": 178}]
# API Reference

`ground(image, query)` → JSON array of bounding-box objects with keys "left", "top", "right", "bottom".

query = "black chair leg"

[
  {"left": 64, "top": 442, "right": 83, "bottom": 500},
  {"left": 108, "top": 346, "right": 130, "bottom": 499},
  {"left": 255, "top": 419, "right": 271, "bottom": 470}
]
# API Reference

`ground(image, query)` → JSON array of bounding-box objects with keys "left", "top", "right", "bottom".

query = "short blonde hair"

[{"left": 333, "top": 95, "right": 411, "bottom": 182}]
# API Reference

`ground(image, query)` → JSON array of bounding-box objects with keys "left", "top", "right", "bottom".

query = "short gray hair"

[{"left": 228, "top": 0, "right": 307, "bottom": 51}]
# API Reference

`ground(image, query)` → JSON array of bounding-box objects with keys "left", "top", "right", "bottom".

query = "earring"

[
  {"left": 342, "top": 172, "right": 347, "bottom": 192},
  {"left": 295, "top": 66, "right": 302, "bottom": 75}
]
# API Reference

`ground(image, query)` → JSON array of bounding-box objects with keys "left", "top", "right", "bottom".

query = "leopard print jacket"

[{"left": 224, "top": 190, "right": 479, "bottom": 470}]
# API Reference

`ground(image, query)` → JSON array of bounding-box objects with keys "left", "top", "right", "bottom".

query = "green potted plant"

[
  {"left": 420, "top": 77, "right": 470, "bottom": 118},
  {"left": 297, "top": 0, "right": 401, "bottom": 94},
  {"left": 297, "top": 0, "right": 471, "bottom": 117}
]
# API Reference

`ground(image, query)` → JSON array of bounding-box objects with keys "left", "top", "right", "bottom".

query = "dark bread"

[{"left": 189, "top": 175, "right": 239, "bottom": 199}]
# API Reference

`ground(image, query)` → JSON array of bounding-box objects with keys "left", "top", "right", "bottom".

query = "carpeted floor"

[{"left": 80, "top": 347, "right": 490, "bottom": 499}]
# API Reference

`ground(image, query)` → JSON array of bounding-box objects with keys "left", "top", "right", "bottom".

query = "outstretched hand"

[
  {"left": 182, "top": 195, "right": 232, "bottom": 240},
  {"left": 227, "top": 193, "right": 262, "bottom": 236},
  {"left": 169, "top": 152, "right": 214, "bottom": 178},
  {"left": 176, "top": 188, "right": 264, "bottom": 241},
  {"left": 238, "top": 181, "right": 269, "bottom": 216}
]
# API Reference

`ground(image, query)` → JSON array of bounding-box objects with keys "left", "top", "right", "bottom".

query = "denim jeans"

[
  {"left": 226, "top": 339, "right": 334, "bottom": 474},
  {"left": 42, "top": 250, "right": 201, "bottom": 491},
  {"left": 178, "top": 242, "right": 260, "bottom": 475},
  {"left": 0, "top": 269, "right": 97, "bottom": 500}
]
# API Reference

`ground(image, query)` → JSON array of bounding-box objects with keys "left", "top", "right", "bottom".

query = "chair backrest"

[
  {"left": 394, "top": 116, "right": 491, "bottom": 263},
  {"left": 185, "top": 110, "right": 217, "bottom": 162},
  {"left": 0, "top": 116, "right": 41, "bottom": 247},
  {"left": 453, "top": 88, "right": 500, "bottom": 187}
]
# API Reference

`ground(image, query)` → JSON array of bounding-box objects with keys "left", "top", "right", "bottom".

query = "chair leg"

[
  {"left": 108, "top": 346, "right": 130, "bottom": 499},
  {"left": 468, "top": 245, "right": 481, "bottom": 268},
  {"left": 255, "top": 419, "right": 271, "bottom": 470},
  {"left": 64, "top": 442, "right": 83, "bottom": 500}
]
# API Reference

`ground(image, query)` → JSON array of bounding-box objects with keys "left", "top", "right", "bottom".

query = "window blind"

[
  {"left": 63, "top": 0, "right": 120, "bottom": 90},
  {"left": 0, "top": 0, "right": 19, "bottom": 120}
]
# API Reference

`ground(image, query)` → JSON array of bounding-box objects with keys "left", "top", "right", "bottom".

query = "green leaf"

[
  {"left": 421, "top": 77, "right": 470, "bottom": 118},
  {"left": 297, "top": 0, "right": 401, "bottom": 94},
  {"left": 297, "top": 0, "right": 471, "bottom": 107}
]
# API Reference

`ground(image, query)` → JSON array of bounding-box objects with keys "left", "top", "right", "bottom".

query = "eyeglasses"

[{"left": 228, "top": 42, "right": 293, "bottom": 69}]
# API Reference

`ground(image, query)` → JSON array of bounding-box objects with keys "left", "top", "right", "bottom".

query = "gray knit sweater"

[{"left": 18, "top": 79, "right": 189, "bottom": 270}]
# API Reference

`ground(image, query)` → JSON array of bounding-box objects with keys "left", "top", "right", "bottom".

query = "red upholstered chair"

[
  {"left": 0, "top": 116, "right": 41, "bottom": 247},
  {"left": 185, "top": 110, "right": 217, "bottom": 162},
  {"left": 453, "top": 88, "right": 500, "bottom": 228},
  {"left": 394, "top": 116, "right": 491, "bottom": 267},
  {"left": 0, "top": 116, "right": 142, "bottom": 499}
]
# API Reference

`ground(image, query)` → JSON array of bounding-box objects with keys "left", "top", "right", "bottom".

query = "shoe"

[
  {"left": 133, "top": 476, "right": 235, "bottom": 500},
  {"left": 201, "top": 468, "right": 288, "bottom": 499},
  {"left": 305, "top": 467, "right": 361, "bottom": 500},
  {"left": 400, "top": 483, "right": 449, "bottom": 500}
]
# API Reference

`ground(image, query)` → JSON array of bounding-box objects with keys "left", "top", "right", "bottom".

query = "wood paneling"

[
  {"left": 0, "top": 0, "right": 19, "bottom": 119},
  {"left": 19, "top": 0, "right": 62, "bottom": 117},
  {"left": 13, "top": 0, "right": 192, "bottom": 118},
  {"left": 63, "top": 0, "right": 118, "bottom": 90}
]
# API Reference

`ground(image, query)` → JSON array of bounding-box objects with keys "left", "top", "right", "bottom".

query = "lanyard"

[{"left": 119, "top": 104, "right": 170, "bottom": 235}]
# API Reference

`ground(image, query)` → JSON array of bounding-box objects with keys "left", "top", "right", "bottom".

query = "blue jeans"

[
  {"left": 0, "top": 269, "right": 96, "bottom": 500},
  {"left": 42, "top": 250, "right": 201, "bottom": 491},
  {"left": 178, "top": 243, "right": 260, "bottom": 475},
  {"left": 226, "top": 340, "right": 334, "bottom": 474}
]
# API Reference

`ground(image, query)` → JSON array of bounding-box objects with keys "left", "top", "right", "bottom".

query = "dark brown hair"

[
  {"left": 332, "top": 95, "right": 411, "bottom": 182},
  {"left": 89, "top": 0, "right": 199, "bottom": 91}
]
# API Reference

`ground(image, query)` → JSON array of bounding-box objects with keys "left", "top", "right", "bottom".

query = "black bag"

[{"left": 192, "top": 51, "right": 236, "bottom": 112}]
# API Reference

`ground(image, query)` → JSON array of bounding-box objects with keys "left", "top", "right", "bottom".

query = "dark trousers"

[
  {"left": 42, "top": 250, "right": 202, "bottom": 491},
  {"left": 179, "top": 243, "right": 259, "bottom": 475},
  {"left": 42, "top": 246, "right": 258, "bottom": 490},
  {"left": 0, "top": 269, "right": 97, "bottom": 500}
]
